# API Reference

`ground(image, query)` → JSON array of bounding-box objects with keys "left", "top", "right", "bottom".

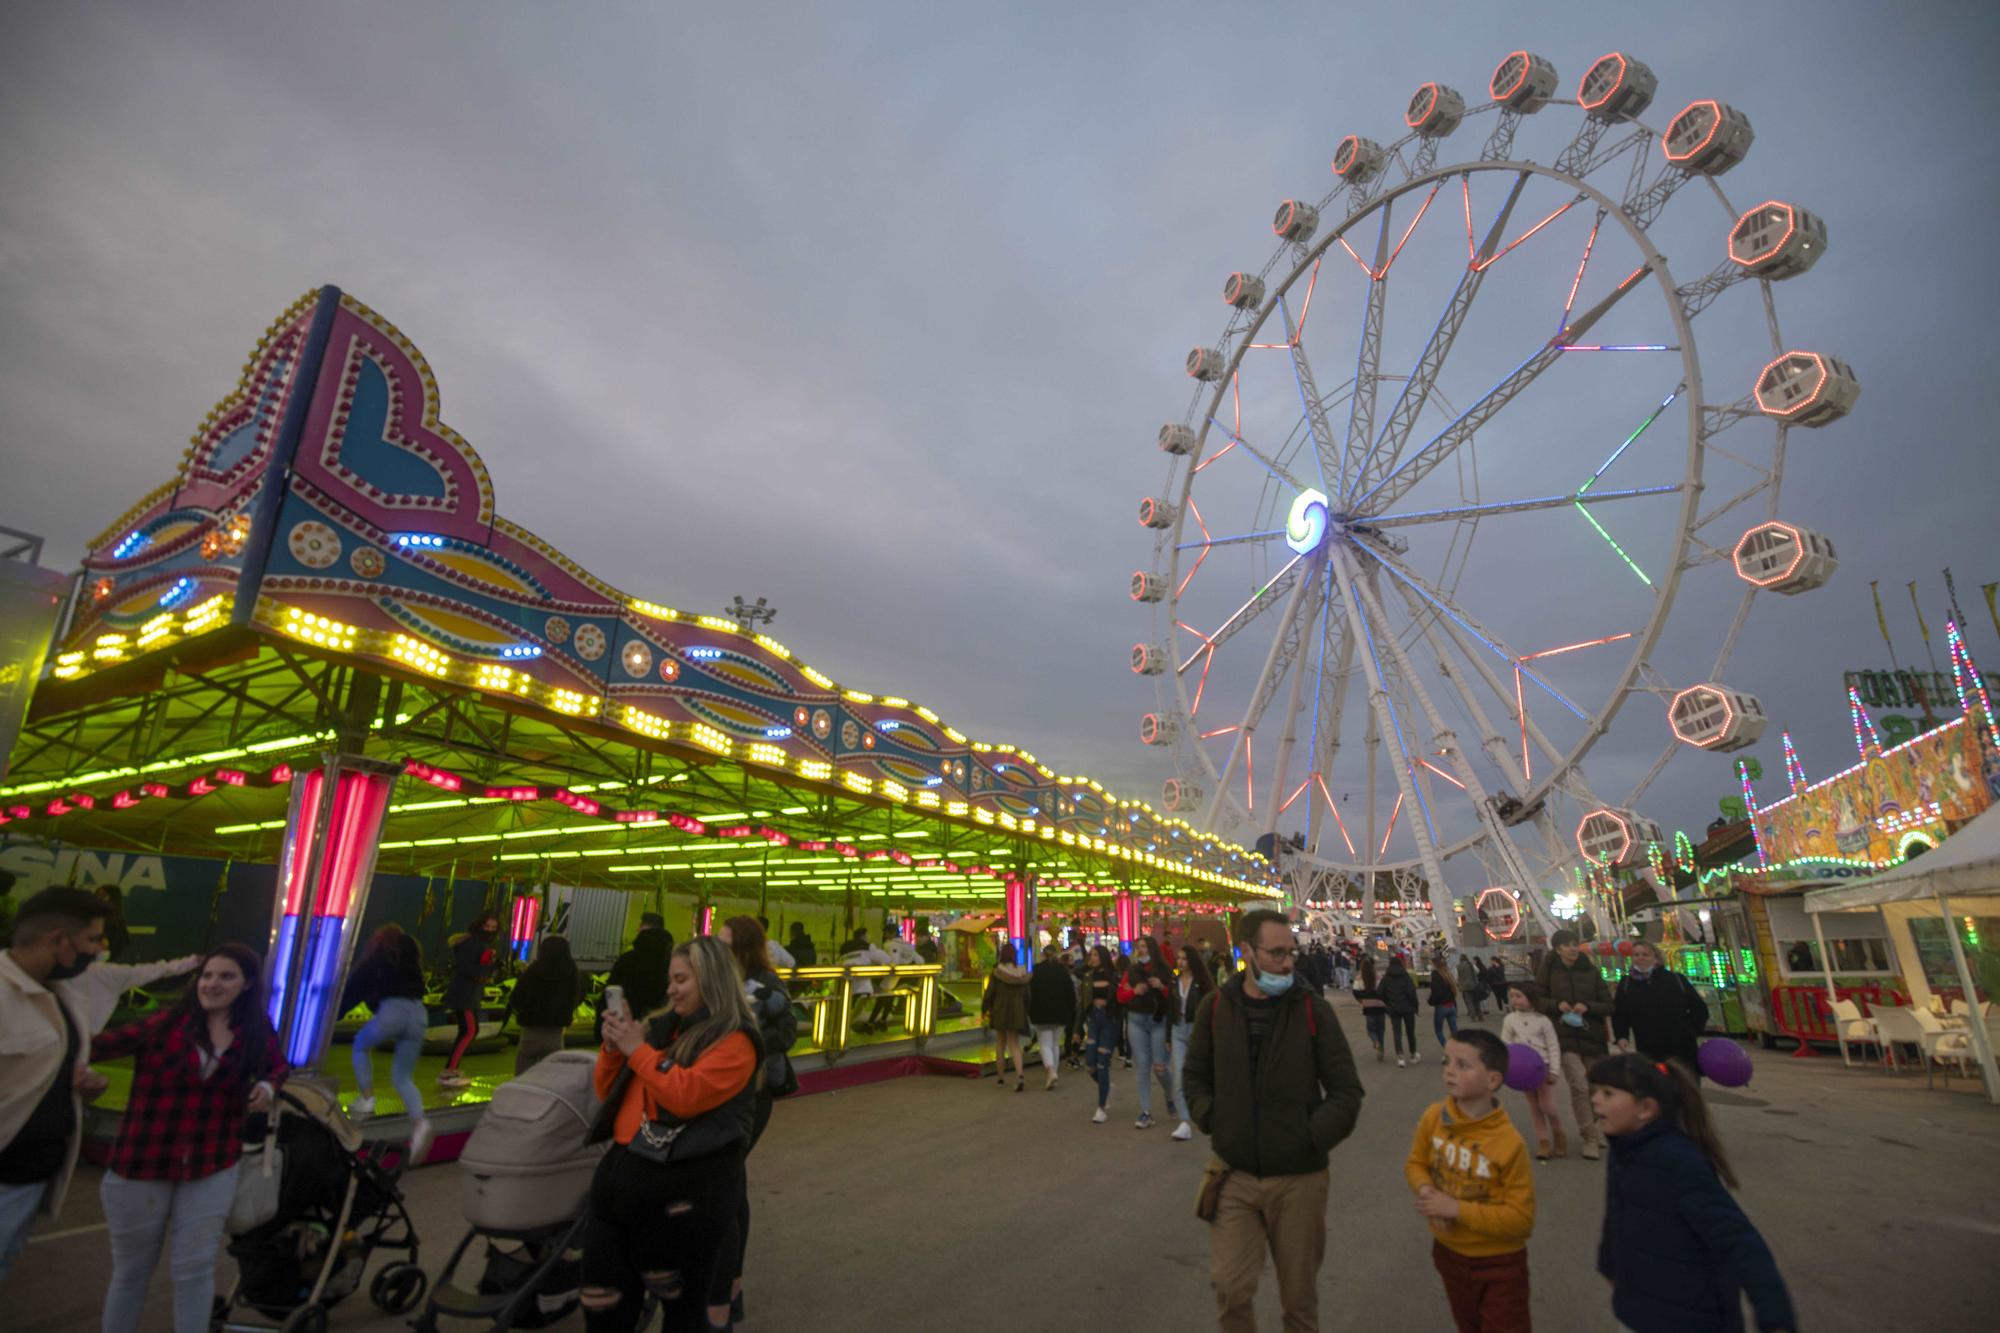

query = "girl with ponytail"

[{"left": 1588, "top": 1053, "right": 1794, "bottom": 1333}]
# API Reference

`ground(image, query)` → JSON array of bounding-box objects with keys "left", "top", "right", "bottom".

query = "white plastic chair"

[
  {"left": 1947, "top": 998, "right": 1993, "bottom": 1021},
  {"left": 1830, "top": 998, "right": 1882, "bottom": 1066},
  {"left": 1871, "top": 1006, "right": 1926, "bottom": 1081},
  {"left": 1912, "top": 1008, "right": 1974, "bottom": 1085}
]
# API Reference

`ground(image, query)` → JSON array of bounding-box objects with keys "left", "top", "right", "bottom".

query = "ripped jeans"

[{"left": 582, "top": 1142, "right": 744, "bottom": 1333}]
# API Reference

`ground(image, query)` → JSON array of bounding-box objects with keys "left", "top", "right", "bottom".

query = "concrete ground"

[{"left": 15, "top": 999, "right": 1999, "bottom": 1332}]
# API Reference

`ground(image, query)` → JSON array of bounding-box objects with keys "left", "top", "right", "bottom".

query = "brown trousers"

[
  {"left": 1431, "top": 1241, "right": 1531, "bottom": 1333},
  {"left": 514, "top": 1026, "right": 565, "bottom": 1075},
  {"left": 1207, "top": 1163, "right": 1328, "bottom": 1333},
  {"left": 1557, "top": 1051, "right": 1605, "bottom": 1149}
]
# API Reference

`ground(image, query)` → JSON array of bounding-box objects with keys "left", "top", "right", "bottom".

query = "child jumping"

[
  {"left": 1500, "top": 982, "right": 1563, "bottom": 1162},
  {"left": 1589, "top": 1053, "right": 1795, "bottom": 1333},
  {"left": 1406, "top": 1028, "right": 1535, "bottom": 1333}
]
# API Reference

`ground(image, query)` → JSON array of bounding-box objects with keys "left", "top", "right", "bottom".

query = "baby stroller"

[
  {"left": 413, "top": 1050, "right": 605, "bottom": 1331},
  {"left": 216, "top": 1082, "right": 424, "bottom": 1333}
]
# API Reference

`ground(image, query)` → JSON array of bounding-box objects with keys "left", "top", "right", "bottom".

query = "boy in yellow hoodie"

[{"left": 1405, "top": 1026, "right": 1535, "bottom": 1332}]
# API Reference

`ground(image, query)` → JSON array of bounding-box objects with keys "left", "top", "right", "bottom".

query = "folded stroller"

[
  {"left": 413, "top": 1050, "right": 606, "bottom": 1331},
  {"left": 218, "top": 1082, "right": 424, "bottom": 1333}
]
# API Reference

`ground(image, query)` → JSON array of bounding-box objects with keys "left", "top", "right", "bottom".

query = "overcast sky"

[{"left": 4, "top": 1, "right": 1997, "bottom": 868}]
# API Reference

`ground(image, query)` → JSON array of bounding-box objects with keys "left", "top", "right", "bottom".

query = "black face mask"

[{"left": 46, "top": 950, "right": 98, "bottom": 981}]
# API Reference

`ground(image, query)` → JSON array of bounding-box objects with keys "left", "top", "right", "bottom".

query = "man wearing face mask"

[
  {"left": 1533, "top": 928, "right": 1613, "bottom": 1160},
  {"left": 0, "top": 888, "right": 110, "bottom": 1281},
  {"left": 1184, "top": 909, "right": 1364, "bottom": 1333}
]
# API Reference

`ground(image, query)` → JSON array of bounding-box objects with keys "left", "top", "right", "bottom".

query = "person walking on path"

[
  {"left": 1352, "top": 956, "right": 1389, "bottom": 1062},
  {"left": 1117, "top": 936, "right": 1180, "bottom": 1129},
  {"left": 1169, "top": 945, "right": 1218, "bottom": 1141},
  {"left": 980, "top": 943, "right": 1031, "bottom": 1091},
  {"left": 1083, "top": 946, "right": 1120, "bottom": 1121},
  {"left": 1535, "top": 929, "right": 1612, "bottom": 1159},
  {"left": 1406, "top": 1028, "right": 1536, "bottom": 1333},
  {"left": 1381, "top": 954, "right": 1422, "bottom": 1067},
  {"left": 0, "top": 888, "right": 108, "bottom": 1283},
  {"left": 585, "top": 937, "right": 760, "bottom": 1333},
  {"left": 343, "top": 924, "right": 436, "bottom": 1160},
  {"left": 714, "top": 917, "right": 796, "bottom": 1328},
  {"left": 508, "top": 934, "right": 585, "bottom": 1075},
  {"left": 1590, "top": 1053, "right": 1795, "bottom": 1333},
  {"left": 1427, "top": 957, "right": 1461, "bottom": 1051},
  {"left": 440, "top": 911, "right": 501, "bottom": 1088},
  {"left": 1611, "top": 940, "right": 1710, "bottom": 1078},
  {"left": 92, "top": 943, "right": 284, "bottom": 1333},
  {"left": 1500, "top": 982, "right": 1564, "bottom": 1162},
  {"left": 1028, "top": 945, "right": 1077, "bottom": 1090},
  {"left": 602, "top": 916, "right": 673, "bottom": 1039},
  {"left": 1184, "top": 909, "right": 1365, "bottom": 1333},
  {"left": 1457, "top": 953, "right": 1488, "bottom": 1022},
  {"left": 1480, "top": 956, "right": 1509, "bottom": 1010}
]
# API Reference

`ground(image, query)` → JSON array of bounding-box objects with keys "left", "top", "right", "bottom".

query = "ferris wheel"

[{"left": 1132, "top": 51, "right": 1849, "bottom": 936}]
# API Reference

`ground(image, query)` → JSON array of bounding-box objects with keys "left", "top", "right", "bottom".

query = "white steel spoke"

[
  {"left": 1368, "top": 484, "right": 1680, "bottom": 528},
  {"left": 1341, "top": 197, "right": 1397, "bottom": 482},
  {"left": 1202, "top": 558, "right": 1320, "bottom": 828},
  {"left": 1277, "top": 293, "right": 1343, "bottom": 486},
  {"left": 1181, "top": 554, "right": 1307, "bottom": 671}
]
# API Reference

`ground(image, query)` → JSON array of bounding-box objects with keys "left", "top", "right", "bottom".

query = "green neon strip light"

[
  {"left": 1572, "top": 497, "right": 1653, "bottom": 586},
  {"left": 1568, "top": 396, "right": 1673, "bottom": 589}
]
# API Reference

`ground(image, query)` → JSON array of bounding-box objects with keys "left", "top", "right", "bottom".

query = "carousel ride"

[{"left": 1132, "top": 50, "right": 1852, "bottom": 943}]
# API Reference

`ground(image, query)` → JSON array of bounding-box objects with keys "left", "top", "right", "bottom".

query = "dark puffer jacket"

[
  {"left": 1378, "top": 965, "right": 1420, "bottom": 1017},
  {"left": 1183, "top": 975, "right": 1364, "bottom": 1179},
  {"left": 1612, "top": 967, "right": 1710, "bottom": 1068},
  {"left": 1536, "top": 952, "right": 1613, "bottom": 1058},
  {"left": 1027, "top": 959, "right": 1078, "bottom": 1028},
  {"left": 1598, "top": 1118, "right": 1794, "bottom": 1333}
]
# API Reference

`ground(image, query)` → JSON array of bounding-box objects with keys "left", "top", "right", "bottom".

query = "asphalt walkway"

[{"left": 15, "top": 997, "right": 1999, "bottom": 1331}]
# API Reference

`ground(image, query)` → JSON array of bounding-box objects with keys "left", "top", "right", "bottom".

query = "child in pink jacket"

[{"left": 1501, "top": 981, "right": 1564, "bottom": 1161}]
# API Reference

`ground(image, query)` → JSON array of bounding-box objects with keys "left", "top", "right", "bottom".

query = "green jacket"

[
  {"left": 1184, "top": 975, "right": 1364, "bottom": 1178},
  {"left": 1535, "top": 952, "right": 1614, "bottom": 1057}
]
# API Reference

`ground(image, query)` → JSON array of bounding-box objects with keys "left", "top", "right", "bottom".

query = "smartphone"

[{"left": 604, "top": 984, "right": 628, "bottom": 1019}]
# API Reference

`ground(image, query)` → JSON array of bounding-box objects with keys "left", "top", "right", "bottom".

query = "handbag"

[
  {"left": 764, "top": 1049, "right": 800, "bottom": 1099},
  {"left": 226, "top": 1098, "right": 284, "bottom": 1235}
]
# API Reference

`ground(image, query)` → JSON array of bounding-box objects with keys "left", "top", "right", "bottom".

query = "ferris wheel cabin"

[
  {"left": 1130, "top": 570, "right": 1164, "bottom": 603},
  {"left": 1158, "top": 423, "right": 1197, "bottom": 455},
  {"left": 1576, "top": 807, "right": 1664, "bottom": 869},
  {"left": 1489, "top": 51, "right": 1558, "bottom": 113},
  {"left": 1332, "top": 135, "right": 1387, "bottom": 182},
  {"left": 1272, "top": 198, "right": 1321, "bottom": 242},
  {"left": 1186, "top": 346, "right": 1227, "bottom": 381},
  {"left": 1139, "top": 712, "right": 1177, "bottom": 745},
  {"left": 1138, "top": 496, "right": 1176, "bottom": 529},
  {"left": 1732, "top": 520, "right": 1837, "bottom": 594},
  {"left": 1663, "top": 100, "right": 1755, "bottom": 175},
  {"left": 1729, "top": 201, "right": 1827, "bottom": 279},
  {"left": 1669, "top": 684, "right": 1768, "bottom": 752},
  {"left": 1131, "top": 643, "right": 1167, "bottom": 676},
  {"left": 1223, "top": 272, "right": 1266, "bottom": 309},
  {"left": 1163, "top": 777, "right": 1204, "bottom": 813},
  {"left": 1754, "top": 351, "right": 1860, "bottom": 426},
  {"left": 1404, "top": 82, "right": 1466, "bottom": 137},
  {"left": 1577, "top": 52, "right": 1657, "bottom": 122}
]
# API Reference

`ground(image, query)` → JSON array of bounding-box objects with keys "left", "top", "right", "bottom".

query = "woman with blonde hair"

[{"left": 584, "top": 936, "right": 763, "bottom": 1333}]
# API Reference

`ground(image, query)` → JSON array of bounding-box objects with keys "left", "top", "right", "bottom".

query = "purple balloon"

[
  {"left": 1697, "top": 1038, "right": 1754, "bottom": 1087},
  {"left": 1504, "top": 1042, "right": 1548, "bottom": 1092}
]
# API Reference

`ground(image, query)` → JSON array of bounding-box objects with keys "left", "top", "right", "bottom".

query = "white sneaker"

[
  {"left": 407, "top": 1118, "right": 435, "bottom": 1167},
  {"left": 1172, "top": 1121, "right": 1193, "bottom": 1141},
  {"left": 1091, "top": 1107, "right": 1108, "bottom": 1124},
  {"left": 348, "top": 1094, "right": 376, "bottom": 1117},
  {"left": 1412, "top": 1052, "right": 1423, "bottom": 1064},
  {"left": 1397, "top": 1057, "right": 1407, "bottom": 1068}
]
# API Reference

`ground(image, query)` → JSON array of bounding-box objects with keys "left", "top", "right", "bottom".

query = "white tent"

[{"left": 1805, "top": 801, "right": 2000, "bottom": 1101}]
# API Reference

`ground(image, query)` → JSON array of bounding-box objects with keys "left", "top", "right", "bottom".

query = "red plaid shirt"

[{"left": 92, "top": 1009, "right": 286, "bottom": 1182}]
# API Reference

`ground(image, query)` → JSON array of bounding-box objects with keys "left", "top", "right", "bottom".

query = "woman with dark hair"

[
  {"left": 1589, "top": 1052, "right": 1794, "bottom": 1333},
  {"left": 980, "top": 942, "right": 1031, "bottom": 1091},
  {"left": 586, "top": 937, "right": 761, "bottom": 1333},
  {"left": 1082, "top": 944, "right": 1120, "bottom": 1122},
  {"left": 712, "top": 916, "right": 796, "bottom": 1326},
  {"left": 91, "top": 943, "right": 285, "bottom": 1333},
  {"left": 440, "top": 911, "right": 501, "bottom": 1089},
  {"left": 1426, "top": 955, "right": 1460, "bottom": 1050},
  {"left": 1353, "top": 955, "right": 1388, "bottom": 1061},
  {"left": 1380, "top": 954, "right": 1422, "bottom": 1067},
  {"left": 1168, "top": 943, "right": 1217, "bottom": 1140},
  {"left": 343, "top": 924, "right": 432, "bottom": 1156},
  {"left": 1116, "top": 936, "right": 1178, "bottom": 1130},
  {"left": 508, "top": 934, "right": 584, "bottom": 1075}
]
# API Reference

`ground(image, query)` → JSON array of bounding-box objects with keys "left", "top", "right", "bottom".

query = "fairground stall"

[{"left": 0, "top": 286, "right": 1280, "bottom": 1123}]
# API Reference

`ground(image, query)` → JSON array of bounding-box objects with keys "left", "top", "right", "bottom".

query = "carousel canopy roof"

[{"left": 2, "top": 286, "right": 1275, "bottom": 909}]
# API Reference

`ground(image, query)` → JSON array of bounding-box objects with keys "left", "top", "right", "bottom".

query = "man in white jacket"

[{"left": 0, "top": 888, "right": 110, "bottom": 1281}]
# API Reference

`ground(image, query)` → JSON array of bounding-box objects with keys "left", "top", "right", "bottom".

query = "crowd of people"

[{"left": 0, "top": 875, "right": 1788, "bottom": 1333}]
